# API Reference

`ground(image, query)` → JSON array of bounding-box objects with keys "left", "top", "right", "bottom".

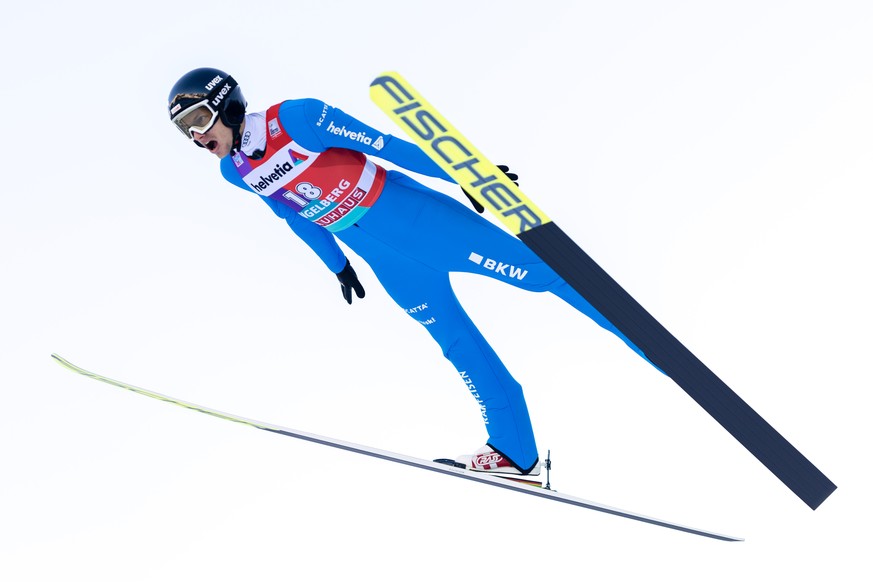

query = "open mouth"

[{"left": 205, "top": 140, "right": 218, "bottom": 152}]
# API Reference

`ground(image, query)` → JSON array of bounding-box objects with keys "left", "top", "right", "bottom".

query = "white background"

[{"left": 2, "top": 1, "right": 870, "bottom": 580}]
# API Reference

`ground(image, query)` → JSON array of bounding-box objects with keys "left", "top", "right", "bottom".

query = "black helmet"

[{"left": 168, "top": 67, "right": 247, "bottom": 149}]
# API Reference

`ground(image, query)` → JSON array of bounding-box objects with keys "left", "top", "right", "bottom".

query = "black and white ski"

[
  {"left": 369, "top": 72, "right": 835, "bottom": 510},
  {"left": 51, "top": 354, "right": 741, "bottom": 542}
]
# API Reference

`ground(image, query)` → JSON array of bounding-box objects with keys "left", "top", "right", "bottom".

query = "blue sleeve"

[
  {"left": 277, "top": 99, "right": 455, "bottom": 183},
  {"left": 219, "top": 156, "right": 347, "bottom": 273}
]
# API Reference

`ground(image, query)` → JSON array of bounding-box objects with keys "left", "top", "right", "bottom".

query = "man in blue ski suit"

[{"left": 168, "top": 68, "right": 647, "bottom": 476}]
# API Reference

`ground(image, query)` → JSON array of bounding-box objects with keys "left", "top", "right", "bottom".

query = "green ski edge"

[{"left": 51, "top": 354, "right": 741, "bottom": 542}]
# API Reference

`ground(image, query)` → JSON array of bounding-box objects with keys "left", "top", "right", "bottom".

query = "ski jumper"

[{"left": 219, "top": 99, "right": 647, "bottom": 472}]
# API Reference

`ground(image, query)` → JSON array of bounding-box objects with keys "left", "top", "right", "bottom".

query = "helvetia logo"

[
  {"left": 248, "top": 161, "right": 295, "bottom": 193},
  {"left": 326, "top": 120, "right": 381, "bottom": 148}
]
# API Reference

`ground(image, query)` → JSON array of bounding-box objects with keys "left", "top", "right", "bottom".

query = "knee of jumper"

[
  {"left": 405, "top": 306, "right": 485, "bottom": 362},
  {"left": 437, "top": 332, "right": 493, "bottom": 367},
  {"left": 418, "top": 321, "right": 467, "bottom": 361}
]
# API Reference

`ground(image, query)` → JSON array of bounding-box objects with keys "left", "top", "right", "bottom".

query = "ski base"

[
  {"left": 369, "top": 71, "right": 835, "bottom": 510},
  {"left": 51, "top": 354, "right": 742, "bottom": 542},
  {"left": 433, "top": 458, "right": 544, "bottom": 488}
]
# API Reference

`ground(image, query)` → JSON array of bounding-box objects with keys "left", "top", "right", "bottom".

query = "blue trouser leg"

[
  {"left": 337, "top": 172, "right": 652, "bottom": 468},
  {"left": 337, "top": 239, "right": 539, "bottom": 469}
]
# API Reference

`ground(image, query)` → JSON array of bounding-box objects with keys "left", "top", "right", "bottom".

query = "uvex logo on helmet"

[
  {"left": 211, "top": 83, "right": 233, "bottom": 108},
  {"left": 169, "top": 67, "right": 247, "bottom": 149},
  {"left": 204, "top": 75, "right": 223, "bottom": 92}
]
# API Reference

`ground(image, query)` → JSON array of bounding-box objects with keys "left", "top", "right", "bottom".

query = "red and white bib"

[{"left": 232, "top": 104, "right": 385, "bottom": 232}]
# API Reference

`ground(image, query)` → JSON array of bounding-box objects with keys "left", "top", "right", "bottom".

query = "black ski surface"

[
  {"left": 519, "top": 222, "right": 836, "bottom": 509},
  {"left": 369, "top": 72, "right": 835, "bottom": 509}
]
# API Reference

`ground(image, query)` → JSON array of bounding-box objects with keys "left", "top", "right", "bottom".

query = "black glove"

[
  {"left": 336, "top": 258, "right": 365, "bottom": 305},
  {"left": 461, "top": 165, "right": 518, "bottom": 213}
]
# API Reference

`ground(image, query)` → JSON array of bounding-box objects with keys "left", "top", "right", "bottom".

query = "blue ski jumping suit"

[{"left": 218, "top": 99, "right": 646, "bottom": 472}]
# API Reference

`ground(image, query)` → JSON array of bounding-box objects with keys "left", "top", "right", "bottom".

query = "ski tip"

[
  {"left": 51, "top": 353, "right": 79, "bottom": 370},
  {"left": 369, "top": 71, "right": 403, "bottom": 88}
]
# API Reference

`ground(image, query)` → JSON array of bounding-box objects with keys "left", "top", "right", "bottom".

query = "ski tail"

[
  {"left": 369, "top": 71, "right": 835, "bottom": 510},
  {"left": 519, "top": 222, "right": 836, "bottom": 509}
]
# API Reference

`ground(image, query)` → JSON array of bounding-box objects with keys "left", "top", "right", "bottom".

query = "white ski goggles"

[{"left": 171, "top": 100, "right": 220, "bottom": 140}]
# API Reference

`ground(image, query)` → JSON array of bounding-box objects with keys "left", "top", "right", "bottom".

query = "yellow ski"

[
  {"left": 370, "top": 73, "right": 549, "bottom": 235},
  {"left": 369, "top": 72, "right": 835, "bottom": 510}
]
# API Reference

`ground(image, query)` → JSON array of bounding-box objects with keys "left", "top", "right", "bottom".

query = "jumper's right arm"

[{"left": 219, "top": 158, "right": 348, "bottom": 274}]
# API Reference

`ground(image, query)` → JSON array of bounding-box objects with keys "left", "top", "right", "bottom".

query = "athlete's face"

[{"left": 192, "top": 117, "right": 236, "bottom": 158}]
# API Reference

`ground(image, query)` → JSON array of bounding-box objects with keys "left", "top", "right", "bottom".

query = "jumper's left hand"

[
  {"left": 336, "top": 259, "right": 366, "bottom": 305},
  {"left": 461, "top": 165, "right": 519, "bottom": 213}
]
